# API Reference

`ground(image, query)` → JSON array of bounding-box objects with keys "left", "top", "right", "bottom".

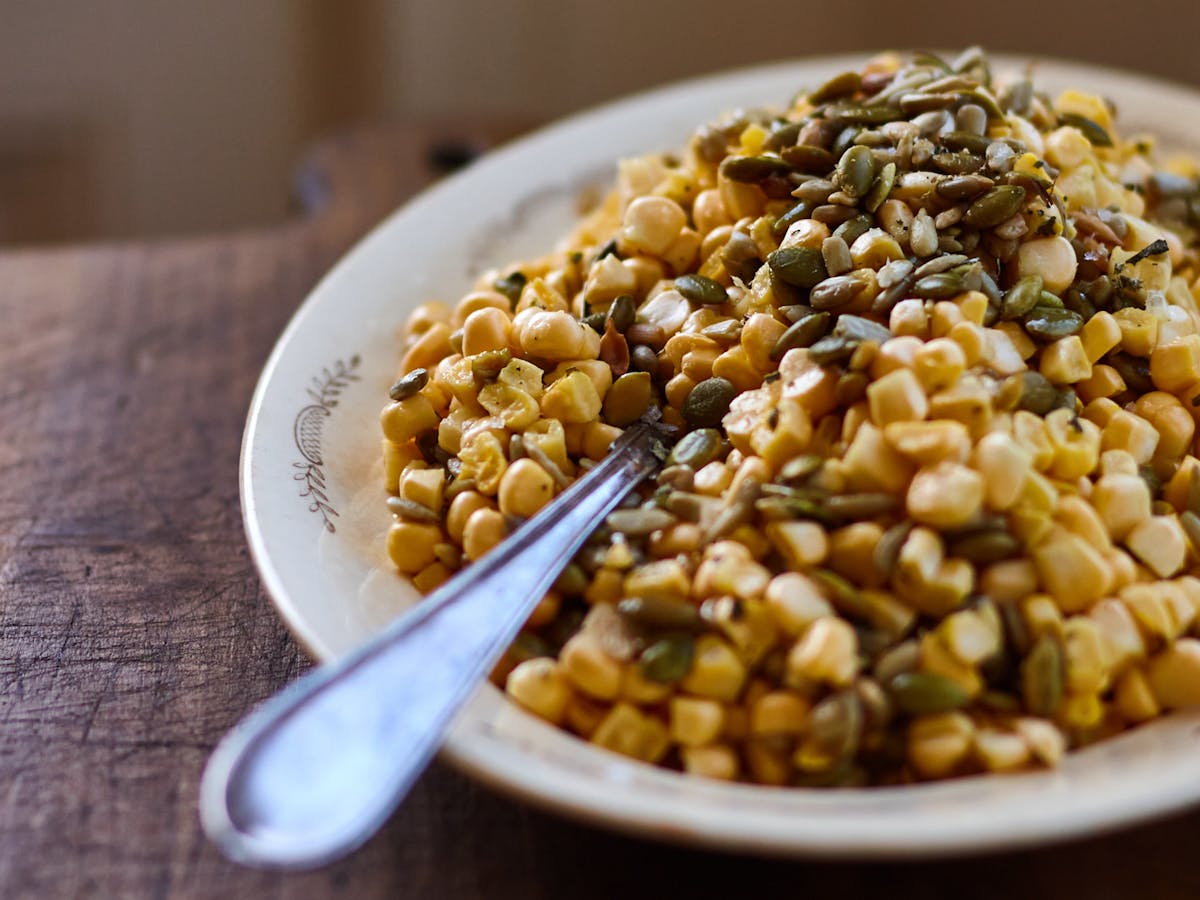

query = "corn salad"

[{"left": 380, "top": 48, "right": 1200, "bottom": 787}]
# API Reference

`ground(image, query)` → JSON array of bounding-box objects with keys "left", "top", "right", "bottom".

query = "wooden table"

[{"left": 3, "top": 123, "right": 1199, "bottom": 900}]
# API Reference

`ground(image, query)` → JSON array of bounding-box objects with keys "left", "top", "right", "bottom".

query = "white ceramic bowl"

[{"left": 242, "top": 54, "right": 1200, "bottom": 858}]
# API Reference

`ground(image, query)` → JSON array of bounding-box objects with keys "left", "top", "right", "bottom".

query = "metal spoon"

[{"left": 200, "top": 423, "right": 667, "bottom": 869}]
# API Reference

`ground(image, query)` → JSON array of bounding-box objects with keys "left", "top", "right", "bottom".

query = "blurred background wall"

[{"left": 3, "top": 0, "right": 1199, "bottom": 244}]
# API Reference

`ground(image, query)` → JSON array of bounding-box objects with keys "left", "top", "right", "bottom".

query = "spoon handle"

[{"left": 200, "top": 423, "right": 666, "bottom": 869}]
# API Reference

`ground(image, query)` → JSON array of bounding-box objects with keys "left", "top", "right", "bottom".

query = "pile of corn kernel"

[{"left": 380, "top": 48, "right": 1200, "bottom": 786}]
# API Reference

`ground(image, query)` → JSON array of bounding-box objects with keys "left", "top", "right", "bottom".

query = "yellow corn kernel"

[
  {"left": 458, "top": 431, "right": 508, "bottom": 495},
  {"left": 1059, "top": 692, "right": 1104, "bottom": 729},
  {"left": 1091, "top": 472, "right": 1152, "bottom": 540},
  {"left": 1014, "top": 717, "right": 1067, "bottom": 766},
  {"left": 1043, "top": 407, "right": 1101, "bottom": 480},
  {"left": 620, "top": 664, "right": 673, "bottom": 705},
  {"left": 974, "top": 728, "right": 1032, "bottom": 772},
  {"left": 1164, "top": 456, "right": 1200, "bottom": 511},
  {"left": 1100, "top": 449, "right": 1140, "bottom": 476},
  {"left": 749, "top": 399, "right": 814, "bottom": 471},
  {"left": 498, "top": 458, "right": 555, "bottom": 518},
  {"left": 680, "top": 744, "right": 740, "bottom": 781},
  {"left": 920, "top": 630, "right": 983, "bottom": 697},
  {"left": 380, "top": 394, "right": 440, "bottom": 444},
  {"left": 1125, "top": 515, "right": 1187, "bottom": 578},
  {"left": 620, "top": 195, "right": 687, "bottom": 257},
  {"left": 1164, "top": 579, "right": 1198, "bottom": 635},
  {"left": 583, "top": 567, "right": 624, "bottom": 606},
  {"left": 1012, "top": 411, "right": 1054, "bottom": 471},
  {"left": 785, "top": 617, "right": 859, "bottom": 688},
  {"left": 906, "top": 462, "right": 984, "bottom": 529},
  {"left": 454, "top": 290, "right": 512, "bottom": 327},
  {"left": 1089, "top": 597, "right": 1147, "bottom": 673},
  {"left": 591, "top": 702, "right": 670, "bottom": 763},
  {"left": 506, "top": 658, "right": 573, "bottom": 724},
  {"left": 929, "top": 376, "right": 993, "bottom": 437},
  {"left": 400, "top": 466, "right": 445, "bottom": 512},
  {"left": 912, "top": 337, "right": 966, "bottom": 392},
  {"left": 740, "top": 313, "right": 789, "bottom": 373},
  {"left": 829, "top": 523, "right": 888, "bottom": 588},
  {"left": 780, "top": 350, "right": 840, "bottom": 419},
  {"left": 402, "top": 321, "right": 454, "bottom": 372},
  {"left": 1083, "top": 397, "right": 1121, "bottom": 429},
  {"left": 867, "top": 366, "right": 929, "bottom": 427},
  {"left": 929, "top": 300, "right": 965, "bottom": 338},
  {"left": 680, "top": 634, "right": 748, "bottom": 702},
  {"left": 749, "top": 691, "right": 811, "bottom": 737},
  {"left": 582, "top": 420, "right": 622, "bottom": 461},
  {"left": 1039, "top": 335, "right": 1092, "bottom": 384},
  {"left": 406, "top": 299, "right": 452, "bottom": 335},
  {"left": 692, "top": 543, "right": 770, "bottom": 602},
  {"left": 1151, "top": 334, "right": 1200, "bottom": 392},
  {"left": 498, "top": 357, "right": 545, "bottom": 399},
  {"left": 1078, "top": 310, "right": 1122, "bottom": 363},
  {"left": 842, "top": 422, "right": 915, "bottom": 493},
  {"left": 540, "top": 370, "right": 602, "bottom": 424},
  {"left": 908, "top": 712, "right": 974, "bottom": 779},
  {"left": 669, "top": 696, "right": 726, "bottom": 747},
  {"left": 1114, "top": 667, "right": 1162, "bottom": 722},
  {"left": 765, "top": 521, "right": 829, "bottom": 570},
  {"left": 560, "top": 632, "right": 623, "bottom": 700},
  {"left": 949, "top": 321, "right": 988, "bottom": 367},
  {"left": 1113, "top": 307, "right": 1159, "bottom": 357},
  {"left": 997, "top": 320, "right": 1037, "bottom": 360},
  {"left": 1022, "top": 593, "right": 1065, "bottom": 643},
  {"left": 383, "top": 438, "right": 422, "bottom": 494},
  {"left": 1101, "top": 410, "right": 1160, "bottom": 464},
  {"left": 1056, "top": 494, "right": 1111, "bottom": 551},
  {"left": 1063, "top": 618, "right": 1110, "bottom": 694},
  {"left": 461, "top": 306, "right": 511, "bottom": 356},
  {"left": 957, "top": 290, "right": 990, "bottom": 325},
  {"left": 939, "top": 609, "right": 1000, "bottom": 666},
  {"left": 1144, "top": 638, "right": 1200, "bottom": 708},
  {"left": 1075, "top": 364, "right": 1126, "bottom": 403},
  {"left": 763, "top": 572, "right": 834, "bottom": 637},
  {"left": 461, "top": 506, "right": 506, "bottom": 560},
  {"left": 476, "top": 382, "right": 538, "bottom": 430},
  {"left": 1133, "top": 392, "right": 1195, "bottom": 462},
  {"left": 520, "top": 309, "right": 593, "bottom": 361},
  {"left": 413, "top": 561, "right": 452, "bottom": 593},
  {"left": 743, "top": 738, "right": 791, "bottom": 785},
  {"left": 884, "top": 419, "right": 972, "bottom": 466},
  {"left": 548, "top": 359, "right": 612, "bottom": 401},
  {"left": 980, "top": 558, "right": 1038, "bottom": 603},
  {"left": 973, "top": 431, "right": 1033, "bottom": 510},
  {"left": 1121, "top": 582, "right": 1178, "bottom": 643},
  {"left": 387, "top": 521, "right": 442, "bottom": 574},
  {"left": 1032, "top": 529, "right": 1112, "bottom": 612}
]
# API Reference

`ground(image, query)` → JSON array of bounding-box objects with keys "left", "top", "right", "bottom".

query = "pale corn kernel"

[
  {"left": 620, "top": 195, "right": 688, "bottom": 257},
  {"left": 908, "top": 712, "right": 974, "bottom": 779},
  {"left": 841, "top": 422, "right": 915, "bottom": 493},
  {"left": 940, "top": 609, "right": 1000, "bottom": 666},
  {"left": 1091, "top": 472, "right": 1152, "bottom": 541},
  {"left": 1132, "top": 392, "right": 1194, "bottom": 461},
  {"left": 582, "top": 420, "right": 622, "bottom": 461},
  {"left": 1039, "top": 335, "right": 1092, "bottom": 384},
  {"left": 548, "top": 359, "right": 612, "bottom": 400},
  {"left": 867, "top": 367, "right": 929, "bottom": 427},
  {"left": 750, "top": 691, "right": 810, "bottom": 736},
  {"left": 498, "top": 358, "right": 545, "bottom": 399},
  {"left": 780, "top": 355, "right": 839, "bottom": 419},
  {"left": 662, "top": 228, "right": 701, "bottom": 274},
  {"left": 383, "top": 438, "right": 422, "bottom": 493},
  {"left": 507, "top": 658, "right": 573, "bottom": 724},
  {"left": 582, "top": 254, "right": 638, "bottom": 306},
  {"left": 986, "top": 328, "right": 1028, "bottom": 376},
  {"left": 1063, "top": 617, "right": 1110, "bottom": 694},
  {"left": 912, "top": 338, "right": 967, "bottom": 393},
  {"left": 1125, "top": 515, "right": 1187, "bottom": 578},
  {"left": 498, "top": 458, "right": 555, "bottom": 518},
  {"left": 1075, "top": 364, "right": 1126, "bottom": 403},
  {"left": 929, "top": 300, "right": 965, "bottom": 338},
  {"left": 884, "top": 420, "right": 972, "bottom": 465},
  {"left": 1022, "top": 593, "right": 1065, "bottom": 641},
  {"left": 1114, "top": 667, "right": 1162, "bottom": 722},
  {"left": 906, "top": 462, "right": 984, "bottom": 529},
  {"left": 974, "top": 728, "right": 1032, "bottom": 772},
  {"left": 400, "top": 466, "right": 445, "bottom": 512},
  {"left": 461, "top": 306, "right": 511, "bottom": 356},
  {"left": 1163, "top": 580, "right": 1198, "bottom": 635},
  {"left": 541, "top": 370, "right": 603, "bottom": 424},
  {"left": 763, "top": 572, "right": 834, "bottom": 637},
  {"left": 693, "top": 461, "right": 733, "bottom": 496},
  {"left": 785, "top": 617, "right": 859, "bottom": 688},
  {"left": 1101, "top": 410, "right": 1160, "bottom": 464},
  {"left": 1032, "top": 530, "right": 1112, "bottom": 612},
  {"left": 744, "top": 738, "right": 791, "bottom": 785},
  {"left": 929, "top": 376, "right": 993, "bottom": 436},
  {"left": 1113, "top": 307, "right": 1159, "bottom": 357},
  {"left": 920, "top": 630, "right": 983, "bottom": 697},
  {"left": 973, "top": 431, "right": 1033, "bottom": 510},
  {"left": 619, "top": 663, "right": 673, "bottom": 705},
  {"left": 478, "top": 382, "right": 540, "bottom": 429},
  {"left": 560, "top": 633, "right": 623, "bottom": 700},
  {"left": 1164, "top": 456, "right": 1200, "bottom": 510},
  {"left": 380, "top": 394, "right": 440, "bottom": 444},
  {"left": 681, "top": 744, "right": 740, "bottom": 781},
  {"left": 1082, "top": 397, "right": 1121, "bottom": 429},
  {"left": 1044, "top": 407, "right": 1101, "bottom": 480},
  {"left": 997, "top": 320, "right": 1038, "bottom": 360},
  {"left": 514, "top": 277, "right": 569, "bottom": 315},
  {"left": 623, "top": 255, "right": 665, "bottom": 295},
  {"left": 780, "top": 217, "right": 830, "bottom": 250},
  {"left": 453, "top": 290, "right": 511, "bottom": 326},
  {"left": 1056, "top": 494, "right": 1111, "bottom": 551},
  {"left": 402, "top": 321, "right": 454, "bottom": 372},
  {"left": 1121, "top": 583, "right": 1178, "bottom": 643},
  {"left": 462, "top": 507, "right": 507, "bottom": 560},
  {"left": 669, "top": 696, "right": 726, "bottom": 746},
  {"left": 520, "top": 309, "right": 588, "bottom": 361},
  {"left": 591, "top": 702, "right": 671, "bottom": 763},
  {"left": 1015, "top": 717, "right": 1067, "bottom": 766},
  {"left": 692, "top": 188, "right": 732, "bottom": 233},
  {"left": 387, "top": 521, "right": 442, "bottom": 574},
  {"left": 1100, "top": 449, "right": 1140, "bottom": 476},
  {"left": 765, "top": 522, "right": 829, "bottom": 571},
  {"left": 1080, "top": 311, "right": 1123, "bottom": 363},
  {"left": 980, "top": 559, "right": 1039, "bottom": 603},
  {"left": 890, "top": 298, "right": 929, "bottom": 337},
  {"left": 949, "top": 321, "right": 988, "bottom": 367},
  {"left": 740, "top": 313, "right": 788, "bottom": 374},
  {"left": 1145, "top": 639, "right": 1200, "bottom": 708},
  {"left": 680, "top": 634, "right": 747, "bottom": 702},
  {"left": 1150, "top": 334, "right": 1200, "bottom": 392},
  {"left": 1089, "top": 597, "right": 1148, "bottom": 672},
  {"left": 563, "top": 694, "right": 607, "bottom": 738},
  {"left": 750, "top": 400, "right": 814, "bottom": 470},
  {"left": 458, "top": 431, "right": 508, "bottom": 495},
  {"left": 624, "top": 559, "right": 691, "bottom": 602},
  {"left": 1017, "top": 235, "right": 1077, "bottom": 292},
  {"left": 849, "top": 227, "right": 905, "bottom": 269},
  {"left": 870, "top": 335, "right": 923, "bottom": 378},
  {"left": 828, "top": 522, "right": 886, "bottom": 588}
]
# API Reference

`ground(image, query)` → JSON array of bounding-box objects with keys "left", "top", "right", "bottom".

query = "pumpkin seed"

[
  {"left": 778, "top": 454, "right": 824, "bottom": 483},
  {"left": 524, "top": 440, "right": 572, "bottom": 489},
  {"left": 1058, "top": 112, "right": 1113, "bottom": 147},
  {"left": 1109, "top": 353, "right": 1153, "bottom": 393},
  {"left": 607, "top": 293, "right": 637, "bottom": 332},
  {"left": 721, "top": 154, "right": 791, "bottom": 183},
  {"left": 825, "top": 492, "right": 898, "bottom": 520},
  {"left": 639, "top": 633, "right": 695, "bottom": 683},
  {"left": 1021, "top": 635, "right": 1064, "bottom": 717},
  {"left": 493, "top": 271, "right": 527, "bottom": 304},
  {"left": 470, "top": 348, "right": 512, "bottom": 380},
  {"left": 936, "top": 173, "right": 994, "bottom": 201},
  {"left": 755, "top": 495, "right": 830, "bottom": 523},
  {"left": 809, "top": 690, "right": 864, "bottom": 759},
  {"left": 656, "top": 464, "right": 695, "bottom": 492},
  {"left": 618, "top": 597, "right": 704, "bottom": 632},
  {"left": 706, "top": 476, "right": 761, "bottom": 541},
  {"left": 862, "top": 162, "right": 897, "bottom": 213},
  {"left": 955, "top": 102, "right": 989, "bottom": 135},
  {"left": 834, "top": 314, "right": 892, "bottom": 343},
  {"left": 807, "top": 334, "right": 858, "bottom": 366},
  {"left": 1023, "top": 306, "right": 1083, "bottom": 340},
  {"left": 581, "top": 312, "right": 607, "bottom": 334},
  {"left": 962, "top": 185, "right": 1026, "bottom": 228},
  {"left": 888, "top": 672, "right": 970, "bottom": 715},
  {"left": 835, "top": 370, "right": 870, "bottom": 405},
  {"left": 603, "top": 371, "right": 653, "bottom": 427},
  {"left": 388, "top": 368, "right": 428, "bottom": 401},
  {"left": 674, "top": 274, "right": 727, "bottom": 306},
  {"left": 948, "top": 529, "right": 1019, "bottom": 564},
  {"left": 781, "top": 143, "right": 836, "bottom": 174},
  {"left": 811, "top": 569, "right": 869, "bottom": 618},
  {"left": 767, "top": 246, "right": 828, "bottom": 289},
  {"left": 606, "top": 507, "right": 676, "bottom": 537},
  {"left": 770, "top": 310, "right": 831, "bottom": 360},
  {"left": 682, "top": 377, "right": 736, "bottom": 427},
  {"left": 763, "top": 120, "right": 804, "bottom": 152},
  {"left": 836, "top": 145, "right": 877, "bottom": 199},
  {"left": 664, "top": 491, "right": 709, "bottom": 522},
  {"left": 386, "top": 495, "right": 440, "bottom": 523},
  {"left": 1002, "top": 370, "right": 1059, "bottom": 415},
  {"left": 809, "top": 275, "right": 864, "bottom": 310},
  {"left": 1001, "top": 274, "right": 1044, "bottom": 319},
  {"left": 826, "top": 103, "right": 902, "bottom": 125},
  {"left": 940, "top": 131, "right": 992, "bottom": 155},
  {"left": 912, "top": 272, "right": 966, "bottom": 299},
  {"left": 667, "top": 428, "right": 723, "bottom": 469},
  {"left": 873, "top": 522, "right": 914, "bottom": 575},
  {"left": 832, "top": 213, "right": 873, "bottom": 246},
  {"left": 810, "top": 70, "right": 862, "bottom": 104},
  {"left": 812, "top": 203, "right": 858, "bottom": 226},
  {"left": 912, "top": 253, "right": 969, "bottom": 278},
  {"left": 1182, "top": 511, "right": 1200, "bottom": 551},
  {"left": 931, "top": 151, "right": 984, "bottom": 174}
]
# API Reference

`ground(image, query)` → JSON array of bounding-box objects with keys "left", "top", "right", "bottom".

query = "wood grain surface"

[{"left": 2, "top": 122, "right": 1200, "bottom": 900}]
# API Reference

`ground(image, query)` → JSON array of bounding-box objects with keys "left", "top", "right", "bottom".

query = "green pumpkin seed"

[
  {"left": 949, "top": 529, "right": 1019, "bottom": 564},
  {"left": 721, "top": 154, "right": 791, "bottom": 183},
  {"left": 639, "top": 633, "right": 695, "bottom": 683},
  {"left": 931, "top": 151, "right": 984, "bottom": 175},
  {"left": 682, "top": 377, "right": 737, "bottom": 427},
  {"left": 581, "top": 312, "right": 607, "bottom": 334},
  {"left": 936, "top": 173, "right": 994, "bottom": 201},
  {"left": 863, "top": 162, "right": 897, "bottom": 213},
  {"left": 1004, "top": 370, "right": 1060, "bottom": 415},
  {"left": 964, "top": 88, "right": 1005, "bottom": 122},
  {"left": 667, "top": 428, "right": 723, "bottom": 469},
  {"left": 781, "top": 144, "right": 836, "bottom": 173},
  {"left": 836, "top": 145, "right": 877, "bottom": 199},
  {"left": 771, "top": 310, "right": 832, "bottom": 360},
  {"left": 607, "top": 293, "right": 637, "bottom": 332},
  {"left": 888, "top": 672, "right": 970, "bottom": 715},
  {"left": 826, "top": 103, "right": 901, "bottom": 125},
  {"left": 470, "top": 348, "right": 512, "bottom": 380},
  {"left": 1021, "top": 635, "right": 1064, "bottom": 717},
  {"left": 388, "top": 368, "right": 428, "bottom": 401},
  {"left": 603, "top": 371, "right": 653, "bottom": 427},
  {"left": 1182, "top": 511, "right": 1200, "bottom": 551},
  {"left": 835, "top": 370, "right": 870, "bottom": 405},
  {"left": 763, "top": 121, "right": 804, "bottom": 152},
  {"left": 873, "top": 521, "right": 914, "bottom": 576},
  {"left": 912, "top": 272, "right": 966, "bottom": 299},
  {"left": 809, "top": 690, "right": 864, "bottom": 759},
  {"left": 1058, "top": 112, "right": 1113, "bottom": 147},
  {"left": 811, "top": 569, "right": 869, "bottom": 618},
  {"left": 810, "top": 275, "right": 864, "bottom": 310},
  {"left": 962, "top": 185, "right": 1027, "bottom": 228},
  {"left": 755, "top": 495, "right": 831, "bottom": 523},
  {"left": 834, "top": 314, "right": 892, "bottom": 343},
  {"left": 833, "top": 213, "right": 873, "bottom": 246},
  {"left": 771, "top": 199, "right": 816, "bottom": 238},
  {"left": 386, "top": 495, "right": 440, "bottom": 523},
  {"left": 1001, "top": 274, "right": 1044, "bottom": 319},
  {"left": 618, "top": 597, "right": 704, "bottom": 632},
  {"left": 778, "top": 454, "right": 824, "bottom": 483},
  {"left": 1024, "top": 306, "right": 1083, "bottom": 340},
  {"left": 767, "top": 246, "right": 829, "bottom": 289},
  {"left": 606, "top": 506, "right": 676, "bottom": 537},
  {"left": 813, "top": 203, "right": 859, "bottom": 226},
  {"left": 810, "top": 70, "right": 862, "bottom": 104},
  {"left": 825, "top": 492, "right": 898, "bottom": 521},
  {"left": 808, "top": 334, "right": 858, "bottom": 365},
  {"left": 493, "top": 271, "right": 527, "bottom": 303},
  {"left": 1109, "top": 354, "right": 1154, "bottom": 393},
  {"left": 674, "top": 273, "right": 727, "bottom": 306},
  {"left": 940, "top": 131, "right": 992, "bottom": 155},
  {"left": 793, "top": 177, "right": 837, "bottom": 204}
]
